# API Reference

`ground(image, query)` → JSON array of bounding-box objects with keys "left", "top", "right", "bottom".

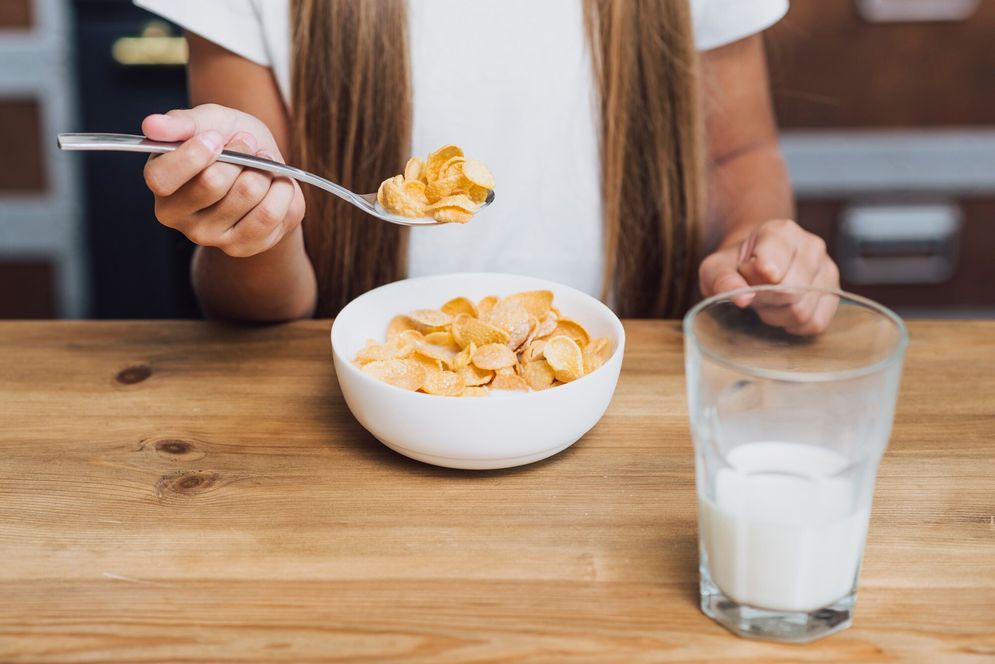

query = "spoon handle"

[{"left": 57, "top": 132, "right": 367, "bottom": 207}]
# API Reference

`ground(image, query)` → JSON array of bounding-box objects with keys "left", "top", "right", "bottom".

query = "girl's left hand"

[{"left": 698, "top": 219, "right": 841, "bottom": 335}]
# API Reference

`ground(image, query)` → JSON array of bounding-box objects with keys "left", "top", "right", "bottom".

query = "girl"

[{"left": 134, "top": 0, "right": 838, "bottom": 332}]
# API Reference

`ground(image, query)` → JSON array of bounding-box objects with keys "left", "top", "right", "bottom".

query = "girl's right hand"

[{"left": 141, "top": 104, "right": 306, "bottom": 258}]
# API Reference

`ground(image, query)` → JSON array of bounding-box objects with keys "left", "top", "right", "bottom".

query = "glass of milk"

[{"left": 684, "top": 285, "right": 907, "bottom": 643}]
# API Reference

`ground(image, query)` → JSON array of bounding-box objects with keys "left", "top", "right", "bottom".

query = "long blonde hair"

[{"left": 291, "top": 0, "right": 703, "bottom": 318}]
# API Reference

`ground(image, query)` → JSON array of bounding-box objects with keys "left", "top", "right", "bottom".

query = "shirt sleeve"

[
  {"left": 134, "top": 0, "right": 270, "bottom": 66},
  {"left": 691, "top": 0, "right": 789, "bottom": 51}
]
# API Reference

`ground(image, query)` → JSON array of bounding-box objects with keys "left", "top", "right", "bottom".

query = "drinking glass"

[{"left": 684, "top": 285, "right": 908, "bottom": 643}]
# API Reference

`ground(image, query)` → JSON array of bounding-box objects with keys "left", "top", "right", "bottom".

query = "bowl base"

[{"left": 375, "top": 438, "right": 578, "bottom": 470}]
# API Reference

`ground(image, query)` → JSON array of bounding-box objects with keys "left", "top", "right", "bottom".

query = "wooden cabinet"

[
  {"left": 766, "top": 0, "right": 995, "bottom": 128},
  {"left": 798, "top": 199, "right": 995, "bottom": 311},
  {"left": 0, "top": 0, "right": 32, "bottom": 29},
  {"left": 766, "top": 0, "right": 995, "bottom": 314},
  {"left": 0, "top": 98, "right": 46, "bottom": 193}
]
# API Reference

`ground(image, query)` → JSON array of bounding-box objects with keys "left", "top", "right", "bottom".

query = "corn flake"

[
  {"left": 404, "top": 156, "right": 424, "bottom": 182},
  {"left": 461, "top": 159, "right": 495, "bottom": 190},
  {"left": 546, "top": 319, "right": 590, "bottom": 347},
  {"left": 408, "top": 308, "right": 452, "bottom": 330},
  {"left": 377, "top": 144, "right": 492, "bottom": 223},
  {"left": 452, "top": 314, "right": 509, "bottom": 349},
  {"left": 422, "top": 369, "right": 466, "bottom": 397},
  {"left": 522, "top": 359, "right": 556, "bottom": 391},
  {"left": 458, "top": 363, "right": 494, "bottom": 387},
  {"left": 423, "top": 330, "right": 455, "bottom": 346},
  {"left": 543, "top": 335, "right": 585, "bottom": 383},
  {"left": 441, "top": 296, "right": 478, "bottom": 318},
  {"left": 472, "top": 343, "right": 518, "bottom": 370},
  {"left": 354, "top": 291, "right": 612, "bottom": 396},
  {"left": 386, "top": 315, "right": 417, "bottom": 340},
  {"left": 490, "top": 374, "right": 530, "bottom": 392},
  {"left": 477, "top": 295, "right": 498, "bottom": 317},
  {"left": 361, "top": 358, "right": 426, "bottom": 391}
]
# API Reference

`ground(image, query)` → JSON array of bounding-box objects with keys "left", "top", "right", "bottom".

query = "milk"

[{"left": 699, "top": 442, "right": 871, "bottom": 612}]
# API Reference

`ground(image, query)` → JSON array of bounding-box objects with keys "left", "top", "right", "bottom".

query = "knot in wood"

[
  {"left": 156, "top": 470, "right": 219, "bottom": 497},
  {"left": 116, "top": 364, "right": 152, "bottom": 385},
  {"left": 155, "top": 439, "right": 192, "bottom": 455}
]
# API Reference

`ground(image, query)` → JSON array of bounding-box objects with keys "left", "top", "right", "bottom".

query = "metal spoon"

[{"left": 57, "top": 133, "right": 494, "bottom": 227}]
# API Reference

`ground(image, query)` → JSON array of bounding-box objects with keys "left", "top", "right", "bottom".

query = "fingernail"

[
  {"left": 256, "top": 150, "right": 279, "bottom": 162},
  {"left": 233, "top": 132, "right": 258, "bottom": 152},
  {"left": 198, "top": 131, "right": 223, "bottom": 152}
]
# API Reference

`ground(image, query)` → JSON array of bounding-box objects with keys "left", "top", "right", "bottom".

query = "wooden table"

[{"left": 1, "top": 321, "right": 993, "bottom": 662}]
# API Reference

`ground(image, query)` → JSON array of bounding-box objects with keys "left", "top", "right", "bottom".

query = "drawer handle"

[
  {"left": 838, "top": 204, "right": 961, "bottom": 285},
  {"left": 112, "top": 20, "right": 188, "bottom": 66},
  {"left": 856, "top": 0, "right": 980, "bottom": 23}
]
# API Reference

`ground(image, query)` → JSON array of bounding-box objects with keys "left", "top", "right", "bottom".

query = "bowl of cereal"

[{"left": 331, "top": 273, "right": 625, "bottom": 469}]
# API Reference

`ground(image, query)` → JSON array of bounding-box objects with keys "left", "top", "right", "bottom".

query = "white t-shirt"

[{"left": 136, "top": 0, "right": 787, "bottom": 297}]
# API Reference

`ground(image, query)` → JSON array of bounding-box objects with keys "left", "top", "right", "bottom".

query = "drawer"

[
  {"left": 797, "top": 199, "right": 995, "bottom": 311},
  {"left": 765, "top": 0, "right": 995, "bottom": 128}
]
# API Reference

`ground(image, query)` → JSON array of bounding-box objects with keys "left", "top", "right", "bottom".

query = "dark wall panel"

[{"left": 0, "top": 260, "right": 55, "bottom": 319}]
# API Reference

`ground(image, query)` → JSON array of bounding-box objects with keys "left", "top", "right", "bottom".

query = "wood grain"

[
  {"left": 0, "top": 321, "right": 992, "bottom": 662},
  {"left": 765, "top": 0, "right": 995, "bottom": 128}
]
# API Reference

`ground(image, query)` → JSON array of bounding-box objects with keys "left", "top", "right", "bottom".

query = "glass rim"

[{"left": 683, "top": 285, "right": 909, "bottom": 383}]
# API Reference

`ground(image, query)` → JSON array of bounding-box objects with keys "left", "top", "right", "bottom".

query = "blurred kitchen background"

[{"left": 0, "top": 0, "right": 993, "bottom": 319}]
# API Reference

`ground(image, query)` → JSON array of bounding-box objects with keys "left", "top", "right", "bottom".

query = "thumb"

[
  {"left": 141, "top": 112, "right": 198, "bottom": 142},
  {"left": 700, "top": 246, "right": 754, "bottom": 308},
  {"left": 142, "top": 105, "right": 237, "bottom": 143}
]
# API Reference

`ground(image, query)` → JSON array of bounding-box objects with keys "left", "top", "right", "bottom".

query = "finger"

[
  {"left": 141, "top": 104, "right": 238, "bottom": 143},
  {"left": 738, "top": 220, "right": 801, "bottom": 286},
  {"left": 142, "top": 113, "right": 198, "bottom": 143},
  {"left": 202, "top": 162, "right": 274, "bottom": 230},
  {"left": 699, "top": 245, "right": 754, "bottom": 307},
  {"left": 154, "top": 133, "right": 258, "bottom": 224},
  {"left": 785, "top": 293, "right": 840, "bottom": 336},
  {"left": 783, "top": 234, "right": 825, "bottom": 288},
  {"left": 816, "top": 252, "right": 841, "bottom": 291},
  {"left": 758, "top": 260, "right": 839, "bottom": 333},
  {"left": 144, "top": 131, "right": 225, "bottom": 197},
  {"left": 753, "top": 290, "right": 821, "bottom": 329},
  {"left": 220, "top": 174, "right": 296, "bottom": 257},
  {"left": 749, "top": 241, "right": 825, "bottom": 309},
  {"left": 783, "top": 257, "right": 842, "bottom": 334}
]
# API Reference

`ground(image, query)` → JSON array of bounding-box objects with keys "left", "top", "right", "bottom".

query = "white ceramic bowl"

[{"left": 331, "top": 273, "right": 625, "bottom": 469}]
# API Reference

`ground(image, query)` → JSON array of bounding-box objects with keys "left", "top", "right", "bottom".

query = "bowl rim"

[{"left": 330, "top": 272, "right": 626, "bottom": 401}]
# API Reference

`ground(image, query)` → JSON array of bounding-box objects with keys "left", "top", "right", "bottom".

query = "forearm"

[
  {"left": 192, "top": 224, "right": 317, "bottom": 321},
  {"left": 707, "top": 140, "right": 795, "bottom": 250}
]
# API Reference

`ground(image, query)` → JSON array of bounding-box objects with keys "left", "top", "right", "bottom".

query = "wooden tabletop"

[{"left": 1, "top": 320, "right": 993, "bottom": 662}]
